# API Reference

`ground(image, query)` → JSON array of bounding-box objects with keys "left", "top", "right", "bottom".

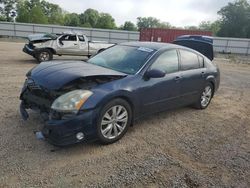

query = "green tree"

[
  {"left": 0, "top": 0, "right": 17, "bottom": 22},
  {"left": 16, "top": 0, "right": 30, "bottom": 23},
  {"left": 137, "top": 17, "right": 172, "bottom": 30},
  {"left": 199, "top": 20, "right": 221, "bottom": 36},
  {"left": 16, "top": 0, "right": 48, "bottom": 24},
  {"left": 96, "top": 13, "right": 116, "bottom": 29},
  {"left": 199, "top": 21, "right": 212, "bottom": 31},
  {"left": 137, "top": 17, "right": 160, "bottom": 30},
  {"left": 217, "top": 0, "right": 250, "bottom": 38},
  {"left": 157, "top": 22, "right": 172, "bottom": 29},
  {"left": 121, "top": 21, "right": 137, "bottom": 31},
  {"left": 30, "top": 5, "right": 48, "bottom": 24},
  {"left": 16, "top": 1, "right": 28, "bottom": 22},
  {"left": 184, "top": 25, "right": 199, "bottom": 30},
  {"left": 41, "top": 0, "right": 64, "bottom": 25},
  {"left": 80, "top": 8, "right": 99, "bottom": 27},
  {"left": 16, "top": 0, "right": 64, "bottom": 24},
  {"left": 64, "top": 13, "right": 80, "bottom": 26},
  {"left": 0, "top": 15, "right": 5, "bottom": 21}
]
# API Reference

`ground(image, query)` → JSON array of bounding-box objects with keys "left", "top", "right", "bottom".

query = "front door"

[
  {"left": 139, "top": 49, "right": 182, "bottom": 114},
  {"left": 56, "top": 34, "right": 79, "bottom": 55}
]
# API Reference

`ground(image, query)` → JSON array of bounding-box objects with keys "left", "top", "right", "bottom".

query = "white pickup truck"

[{"left": 23, "top": 32, "right": 114, "bottom": 62}]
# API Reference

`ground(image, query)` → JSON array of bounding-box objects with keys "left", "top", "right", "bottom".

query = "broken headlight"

[{"left": 51, "top": 90, "right": 93, "bottom": 113}]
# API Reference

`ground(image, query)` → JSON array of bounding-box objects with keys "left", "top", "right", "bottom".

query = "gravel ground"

[{"left": 0, "top": 42, "right": 249, "bottom": 188}]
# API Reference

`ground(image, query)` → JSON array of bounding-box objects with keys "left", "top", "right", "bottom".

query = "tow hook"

[{"left": 35, "top": 131, "right": 45, "bottom": 140}]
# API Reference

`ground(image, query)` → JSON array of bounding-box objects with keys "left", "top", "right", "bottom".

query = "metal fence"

[
  {"left": 0, "top": 22, "right": 140, "bottom": 44},
  {"left": 213, "top": 37, "right": 250, "bottom": 55},
  {"left": 0, "top": 22, "right": 250, "bottom": 55}
]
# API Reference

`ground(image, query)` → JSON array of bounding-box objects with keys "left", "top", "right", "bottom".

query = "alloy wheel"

[
  {"left": 201, "top": 86, "right": 212, "bottom": 107},
  {"left": 40, "top": 52, "right": 50, "bottom": 61},
  {"left": 101, "top": 105, "right": 128, "bottom": 139}
]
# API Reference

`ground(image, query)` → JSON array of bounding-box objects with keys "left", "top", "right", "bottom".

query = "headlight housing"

[{"left": 51, "top": 90, "right": 93, "bottom": 113}]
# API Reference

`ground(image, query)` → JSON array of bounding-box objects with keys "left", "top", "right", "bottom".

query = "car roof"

[{"left": 120, "top": 41, "right": 184, "bottom": 51}]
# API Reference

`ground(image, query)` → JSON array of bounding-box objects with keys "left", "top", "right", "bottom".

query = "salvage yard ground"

[{"left": 0, "top": 41, "right": 249, "bottom": 187}]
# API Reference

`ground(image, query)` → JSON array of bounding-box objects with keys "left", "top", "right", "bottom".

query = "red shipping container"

[{"left": 140, "top": 28, "right": 212, "bottom": 43}]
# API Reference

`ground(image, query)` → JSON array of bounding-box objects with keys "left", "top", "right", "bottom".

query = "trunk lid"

[{"left": 173, "top": 35, "right": 214, "bottom": 61}]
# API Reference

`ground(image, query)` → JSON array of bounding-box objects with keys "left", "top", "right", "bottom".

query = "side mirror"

[{"left": 144, "top": 69, "right": 166, "bottom": 79}]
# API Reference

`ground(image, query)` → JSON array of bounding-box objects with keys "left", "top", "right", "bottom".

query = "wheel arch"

[
  {"left": 206, "top": 76, "right": 215, "bottom": 97},
  {"left": 106, "top": 95, "right": 135, "bottom": 126},
  {"left": 95, "top": 92, "right": 136, "bottom": 126},
  {"left": 45, "top": 47, "right": 56, "bottom": 54}
]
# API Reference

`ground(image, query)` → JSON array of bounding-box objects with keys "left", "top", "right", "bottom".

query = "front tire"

[
  {"left": 97, "top": 99, "right": 132, "bottom": 144},
  {"left": 194, "top": 83, "right": 214, "bottom": 109},
  {"left": 36, "top": 49, "right": 53, "bottom": 62}
]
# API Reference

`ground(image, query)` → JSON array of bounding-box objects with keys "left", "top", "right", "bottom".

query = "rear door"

[
  {"left": 78, "top": 35, "right": 89, "bottom": 56},
  {"left": 178, "top": 49, "right": 207, "bottom": 105}
]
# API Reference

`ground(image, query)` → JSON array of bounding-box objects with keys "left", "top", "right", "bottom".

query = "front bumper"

[
  {"left": 23, "top": 44, "right": 35, "bottom": 56},
  {"left": 20, "top": 101, "right": 99, "bottom": 146}
]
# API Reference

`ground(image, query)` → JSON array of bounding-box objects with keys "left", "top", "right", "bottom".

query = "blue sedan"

[{"left": 20, "top": 42, "right": 220, "bottom": 146}]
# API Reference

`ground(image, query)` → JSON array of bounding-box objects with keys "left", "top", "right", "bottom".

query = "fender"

[
  {"left": 81, "top": 89, "right": 136, "bottom": 111},
  {"left": 205, "top": 75, "right": 217, "bottom": 95}
]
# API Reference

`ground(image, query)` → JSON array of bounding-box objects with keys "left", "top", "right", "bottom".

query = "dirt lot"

[{"left": 0, "top": 41, "right": 249, "bottom": 188}]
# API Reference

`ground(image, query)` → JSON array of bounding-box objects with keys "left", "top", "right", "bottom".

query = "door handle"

[
  {"left": 201, "top": 71, "right": 206, "bottom": 77},
  {"left": 74, "top": 43, "right": 78, "bottom": 45},
  {"left": 174, "top": 76, "right": 182, "bottom": 82}
]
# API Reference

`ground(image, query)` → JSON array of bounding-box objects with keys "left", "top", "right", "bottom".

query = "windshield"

[{"left": 88, "top": 45, "right": 155, "bottom": 74}]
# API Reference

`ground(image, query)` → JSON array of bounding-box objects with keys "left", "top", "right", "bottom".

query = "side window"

[
  {"left": 61, "top": 35, "right": 77, "bottom": 41},
  {"left": 151, "top": 50, "right": 179, "bottom": 74},
  {"left": 68, "top": 35, "right": 77, "bottom": 41},
  {"left": 179, "top": 50, "right": 200, "bottom": 71},
  {"left": 198, "top": 55, "right": 204, "bottom": 68},
  {"left": 60, "top": 35, "right": 69, "bottom": 41},
  {"left": 78, "top": 35, "right": 85, "bottom": 42}
]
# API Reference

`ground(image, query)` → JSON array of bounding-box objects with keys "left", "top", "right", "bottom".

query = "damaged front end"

[
  {"left": 19, "top": 74, "right": 125, "bottom": 146},
  {"left": 23, "top": 33, "right": 57, "bottom": 57},
  {"left": 20, "top": 75, "right": 123, "bottom": 121}
]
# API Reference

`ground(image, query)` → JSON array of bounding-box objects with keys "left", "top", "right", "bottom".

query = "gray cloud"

[{"left": 47, "top": 0, "right": 234, "bottom": 26}]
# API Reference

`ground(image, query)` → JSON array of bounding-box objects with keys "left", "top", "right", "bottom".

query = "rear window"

[
  {"left": 78, "top": 35, "right": 85, "bottom": 42},
  {"left": 180, "top": 50, "right": 200, "bottom": 71},
  {"left": 61, "top": 35, "right": 77, "bottom": 41}
]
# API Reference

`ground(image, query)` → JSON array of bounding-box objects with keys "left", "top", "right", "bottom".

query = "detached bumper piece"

[{"left": 20, "top": 101, "right": 29, "bottom": 120}]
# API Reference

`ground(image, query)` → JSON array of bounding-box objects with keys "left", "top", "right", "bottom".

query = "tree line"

[{"left": 0, "top": 0, "right": 250, "bottom": 38}]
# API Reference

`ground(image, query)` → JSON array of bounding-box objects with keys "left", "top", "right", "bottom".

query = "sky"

[{"left": 48, "top": 0, "right": 233, "bottom": 27}]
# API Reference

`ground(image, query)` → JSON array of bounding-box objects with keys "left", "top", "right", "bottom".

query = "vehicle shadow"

[{"left": 18, "top": 59, "right": 38, "bottom": 64}]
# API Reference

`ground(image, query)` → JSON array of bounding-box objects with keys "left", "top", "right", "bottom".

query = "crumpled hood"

[
  {"left": 28, "top": 33, "right": 57, "bottom": 42},
  {"left": 29, "top": 61, "right": 126, "bottom": 90}
]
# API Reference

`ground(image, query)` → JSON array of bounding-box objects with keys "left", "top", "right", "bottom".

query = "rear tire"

[
  {"left": 36, "top": 49, "right": 53, "bottom": 62},
  {"left": 194, "top": 83, "right": 214, "bottom": 109},
  {"left": 96, "top": 98, "right": 132, "bottom": 144}
]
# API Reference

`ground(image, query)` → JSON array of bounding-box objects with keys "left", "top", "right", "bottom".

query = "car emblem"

[{"left": 27, "top": 78, "right": 41, "bottom": 90}]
